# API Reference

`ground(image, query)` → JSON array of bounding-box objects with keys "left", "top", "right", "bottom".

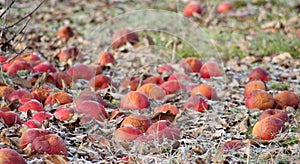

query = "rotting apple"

[
  {"left": 183, "top": 1, "right": 202, "bottom": 17},
  {"left": 0, "top": 148, "right": 26, "bottom": 164},
  {"left": 111, "top": 29, "right": 139, "bottom": 49},
  {"left": 137, "top": 83, "right": 165, "bottom": 100},
  {"left": 274, "top": 91, "right": 300, "bottom": 109},
  {"left": 248, "top": 67, "right": 271, "bottom": 82},
  {"left": 259, "top": 109, "right": 289, "bottom": 123},
  {"left": 183, "top": 95, "right": 209, "bottom": 112},
  {"left": 244, "top": 80, "right": 266, "bottom": 98},
  {"left": 0, "top": 111, "right": 21, "bottom": 127},
  {"left": 179, "top": 57, "right": 202, "bottom": 73},
  {"left": 200, "top": 61, "right": 224, "bottom": 79},
  {"left": 191, "top": 84, "right": 218, "bottom": 100},
  {"left": 245, "top": 90, "right": 274, "bottom": 110},
  {"left": 120, "top": 91, "right": 150, "bottom": 110},
  {"left": 252, "top": 116, "right": 285, "bottom": 140},
  {"left": 58, "top": 25, "right": 74, "bottom": 40},
  {"left": 121, "top": 114, "right": 152, "bottom": 133},
  {"left": 217, "top": 1, "right": 233, "bottom": 14},
  {"left": 18, "top": 99, "right": 44, "bottom": 112},
  {"left": 88, "top": 75, "right": 112, "bottom": 90},
  {"left": 114, "top": 126, "right": 143, "bottom": 142}
]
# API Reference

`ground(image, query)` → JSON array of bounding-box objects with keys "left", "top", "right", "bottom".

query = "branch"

[
  {"left": 0, "top": 0, "right": 16, "bottom": 19},
  {"left": 6, "top": 18, "right": 31, "bottom": 44},
  {"left": 4, "top": 0, "right": 46, "bottom": 29}
]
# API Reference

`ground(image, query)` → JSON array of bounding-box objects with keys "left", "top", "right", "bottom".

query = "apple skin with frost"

[
  {"left": 252, "top": 116, "right": 285, "bottom": 140},
  {"left": 120, "top": 91, "right": 150, "bottom": 110},
  {"left": 245, "top": 90, "right": 274, "bottom": 110},
  {"left": 0, "top": 148, "right": 26, "bottom": 164}
]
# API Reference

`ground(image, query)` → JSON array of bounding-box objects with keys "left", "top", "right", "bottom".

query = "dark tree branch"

[
  {"left": 0, "top": 0, "right": 15, "bottom": 19},
  {"left": 4, "top": 0, "right": 46, "bottom": 29},
  {"left": 6, "top": 18, "right": 31, "bottom": 45},
  {"left": 0, "top": 0, "right": 46, "bottom": 62}
]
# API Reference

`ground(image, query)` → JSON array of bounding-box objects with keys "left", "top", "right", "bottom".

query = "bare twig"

[
  {"left": 4, "top": 0, "right": 46, "bottom": 29},
  {"left": 6, "top": 18, "right": 31, "bottom": 45},
  {"left": 1, "top": 0, "right": 46, "bottom": 62},
  {"left": 0, "top": 0, "right": 15, "bottom": 19}
]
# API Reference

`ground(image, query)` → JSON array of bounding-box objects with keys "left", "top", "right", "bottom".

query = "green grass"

[
  {"left": 251, "top": 32, "right": 300, "bottom": 57},
  {"left": 269, "top": 81, "right": 290, "bottom": 90}
]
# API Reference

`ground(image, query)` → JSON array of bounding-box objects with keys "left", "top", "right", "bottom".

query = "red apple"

[
  {"left": 18, "top": 99, "right": 44, "bottom": 112},
  {"left": 274, "top": 91, "right": 300, "bottom": 109},
  {"left": 58, "top": 46, "right": 82, "bottom": 62},
  {"left": 138, "top": 120, "right": 180, "bottom": 142},
  {"left": 217, "top": 1, "right": 233, "bottom": 14},
  {"left": 31, "top": 87, "right": 50, "bottom": 102},
  {"left": 0, "top": 148, "right": 26, "bottom": 164},
  {"left": 200, "top": 61, "right": 224, "bottom": 78},
  {"left": 137, "top": 83, "right": 165, "bottom": 100},
  {"left": 44, "top": 91, "right": 73, "bottom": 105},
  {"left": 0, "top": 56, "right": 7, "bottom": 63},
  {"left": 31, "top": 134, "right": 67, "bottom": 155},
  {"left": 0, "top": 111, "right": 21, "bottom": 127},
  {"left": 21, "top": 53, "right": 41, "bottom": 64},
  {"left": 244, "top": 80, "right": 266, "bottom": 98},
  {"left": 73, "top": 90, "right": 107, "bottom": 107},
  {"left": 5, "top": 58, "right": 32, "bottom": 76},
  {"left": 157, "top": 64, "right": 174, "bottom": 74},
  {"left": 20, "top": 128, "right": 51, "bottom": 149},
  {"left": 121, "top": 114, "right": 152, "bottom": 132},
  {"left": 58, "top": 26, "right": 74, "bottom": 40},
  {"left": 259, "top": 109, "right": 289, "bottom": 123},
  {"left": 252, "top": 116, "right": 285, "bottom": 140},
  {"left": 67, "top": 63, "right": 95, "bottom": 80},
  {"left": 143, "top": 76, "right": 164, "bottom": 85},
  {"left": 120, "top": 91, "right": 150, "bottom": 110},
  {"left": 88, "top": 75, "right": 112, "bottom": 90},
  {"left": 154, "top": 104, "right": 179, "bottom": 115},
  {"left": 168, "top": 72, "right": 191, "bottom": 82},
  {"left": 54, "top": 71, "right": 72, "bottom": 88},
  {"left": 54, "top": 107, "right": 74, "bottom": 121},
  {"left": 183, "top": 1, "right": 202, "bottom": 17},
  {"left": 114, "top": 126, "right": 143, "bottom": 141},
  {"left": 0, "top": 85, "right": 14, "bottom": 99},
  {"left": 75, "top": 100, "right": 108, "bottom": 122},
  {"left": 160, "top": 80, "right": 184, "bottom": 95},
  {"left": 179, "top": 57, "right": 202, "bottom": 73},
  {"left": 111, "top": 29, "right": 139, "bottom": 49},
  {"left": 33, "top": 61, "right": 57, "bottom": 73},
  {"left": 183, "top": 95, "right": 209, "bottom": 112},
  {"left": 248, "top": 67, "right": 271, "bottom": 82},
  {"left": 23, "top": 119, "right": 42, "bottom": 128},
  {"left": 191, "top": 84, "right": 218, "bottom": 100},
  {"left": 31, "top": 112, "right": 52, "bottom": 124},
  {"left": 245, "top": 90, "right": 274, "bottom": 110},
  {"left": 120, "top": 77, "right": 140, "bottom": 91},
  {"left": 98, "top": 51, "right": 116, "bottom": 66}
]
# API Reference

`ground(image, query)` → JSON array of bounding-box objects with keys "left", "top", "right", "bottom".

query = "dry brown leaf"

[
  {"left": 151, "top": 110, "right": 176, "bottom": 122},
  {"left": 45, "top": 155, "right": 68, "bottom": 164}
]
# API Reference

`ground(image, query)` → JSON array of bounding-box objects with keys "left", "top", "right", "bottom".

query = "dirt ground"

[{"left": 0, "top": 0, "right": 300, "bottom": 163}]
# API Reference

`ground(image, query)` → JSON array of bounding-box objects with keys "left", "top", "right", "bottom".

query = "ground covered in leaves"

[{"left": 0, "top": 0, "right": 300, "bottom": 163}]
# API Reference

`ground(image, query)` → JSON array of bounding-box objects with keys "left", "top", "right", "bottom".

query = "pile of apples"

[
  {"left": 0, "top": 1, "right": 299, "bottom": 162},
  {"left": 245, "top": 68, "right": 299, "bottom": 140},
  {"left": 0, "top": 24, "right": 226, "bottom": 161}
]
